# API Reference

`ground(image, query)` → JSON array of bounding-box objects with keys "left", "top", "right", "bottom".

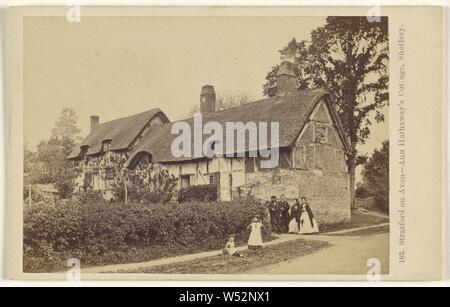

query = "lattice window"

[
  {"left": 209, "top": 173, "right": 220, "bottom": 186},
  {"left": 315, "top": 124, "right": 328, "bottom": 144}
]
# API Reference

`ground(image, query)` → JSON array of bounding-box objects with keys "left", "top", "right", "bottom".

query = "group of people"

[
  {"left": 268, "top": 195, "right": 319, "bottom": 235},
  {"left": 223, "top": 195, "right": 319, "bottom": 256}
]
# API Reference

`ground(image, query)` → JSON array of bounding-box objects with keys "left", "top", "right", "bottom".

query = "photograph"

[{"left": 21, "top": 14, "right": 391, "bottom": 276}]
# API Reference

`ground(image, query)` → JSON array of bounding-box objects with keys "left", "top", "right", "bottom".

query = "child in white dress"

[
  {"left": 223, "top": 235, "right": 236, "bottom": 256},
  {"left": 247, "top": 216, "right": 264, "bottom": 250}
]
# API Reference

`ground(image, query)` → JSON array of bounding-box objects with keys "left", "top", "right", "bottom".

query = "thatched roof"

[
  {"left": 126, "top": 89, "right": 349, "bottom": 166},
  {"left": 67, "top": 109, "right": 168, "bottom": 159}
]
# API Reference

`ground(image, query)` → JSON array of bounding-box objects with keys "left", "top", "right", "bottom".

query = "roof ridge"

[{"left": 96, "top": 108, "right": 162, "bottom": 127}]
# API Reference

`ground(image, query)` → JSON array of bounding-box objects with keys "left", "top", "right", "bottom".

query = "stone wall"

[{"left": 246, "top": 169, "right": 351, "bottom": 225}]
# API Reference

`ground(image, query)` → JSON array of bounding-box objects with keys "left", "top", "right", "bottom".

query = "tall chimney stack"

[
  {"left": 276, "top": 61, "right": 298, "bottom": 96},
  {"left": 90, "top": 115, "right": 100, "bottom": 133},
  {"left": 200, "top": 85, "right": 216, "bottom": 114}
]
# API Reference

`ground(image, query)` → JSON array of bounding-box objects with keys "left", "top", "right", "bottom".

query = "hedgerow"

[
  {"left": 23, "top": 198, "right": 269, "bottom": 272},
  {"left": 177, "top": 184, "right": 218, "bottom": 203}
]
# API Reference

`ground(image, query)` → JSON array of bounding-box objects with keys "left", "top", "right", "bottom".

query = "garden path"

[{"left": 82, "top": 223, "right": 389, "bottom": 274}]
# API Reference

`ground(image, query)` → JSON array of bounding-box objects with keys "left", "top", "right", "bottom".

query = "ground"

[
  {"left": 248, "top": 232, "right": 389, "bottom": 275},
  {"left": 83, "top": 208, "right": 389, "bottom": 275}
]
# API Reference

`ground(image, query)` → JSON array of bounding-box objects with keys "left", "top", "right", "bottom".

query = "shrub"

[
  {"left": 23, "top": 197, "right": 269, "bottom": 272},
  {"left": 110, "top": 167, "right": 177, "bottom": 204},
  {"left": 74, "top": 190, "right": 105, "bottom": 204},
  {"left": 177, "top": 184, "right": 218, "bottom": 203}
]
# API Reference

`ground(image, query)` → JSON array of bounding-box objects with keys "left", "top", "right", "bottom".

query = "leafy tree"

[
  {"left": 264, "top": 17, "right": 389, "bottom": 206},
  {"left": 52, "top": 108, "right": 82, "bottom": 142},
  {"left": 24, "top": 144, "right": 40, "bottom": 185},
  {"left": 361, "top": 140, "right": 389, "bottom": 212},
  {"left": 54, "top": 165, "right": 78, "bottom": 199},
  {"left": 111, "top": 161, "right": 177, "bottom": 204},
  {"left": 34, "top": 108, "right": 81, "bottom": 198}
]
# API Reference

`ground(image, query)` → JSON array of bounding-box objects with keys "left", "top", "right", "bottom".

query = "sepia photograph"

[{"left": 19, "top": 13, "right": 391, "bottom": 277}]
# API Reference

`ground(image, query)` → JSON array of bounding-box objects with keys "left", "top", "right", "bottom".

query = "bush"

[
  {"left": 74, "top": 190, "right": 105, "bottom": 204},
  {"left": 110, "top": 167, "right": 178, "bottom": 204},
  {"left": 178, "top": 184, "right": 218, "bottom": 203},
  {"left": 23, "top": 197, "right": 269, "bottom": 272}
]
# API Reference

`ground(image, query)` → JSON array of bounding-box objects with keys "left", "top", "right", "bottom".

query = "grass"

[
  {"left": 118, "top": 239, "right": 330, "bottom": 274},
  {"left": 25, "top": 234, "right": 277, "bottom": 273},
  {"left": 320, "top": 209, "right": 389, "bottom": 234},
  {"left": 332, "top": 224, "right": 390, "bottom": 237}
]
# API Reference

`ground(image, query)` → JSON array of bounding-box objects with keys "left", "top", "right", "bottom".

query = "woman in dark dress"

[{"left": 288, "top": 199, "right": 301, "bottom": 234}]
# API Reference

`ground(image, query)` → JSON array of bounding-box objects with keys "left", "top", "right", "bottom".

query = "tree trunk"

[
  {"left": 348, "top": 159, "right": 356, "bottom": 209},
  {"left": 347, "top": 136, "right": 358, "bottom": 209}
]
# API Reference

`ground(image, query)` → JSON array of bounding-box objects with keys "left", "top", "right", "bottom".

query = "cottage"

[{"left": 68, "top": 62, "right": 351, "bottom": 224}]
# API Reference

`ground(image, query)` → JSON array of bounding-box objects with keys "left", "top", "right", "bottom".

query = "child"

[
  {"left": 223, "top": 235, "right": 243, "bottom": 257},
  {"left": 223, "top": 235, "right": 236, "bottom": 256},
  {"left": 247, "top": 215, "right": 264, "bottom": 250}
]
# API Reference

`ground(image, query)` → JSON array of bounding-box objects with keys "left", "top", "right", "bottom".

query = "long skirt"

[
  {"left": 288, "top": 218, "right": 299, "bottom": 234},
  {"left": 298, "top": 212, "right": 319, "bottom": 234}
]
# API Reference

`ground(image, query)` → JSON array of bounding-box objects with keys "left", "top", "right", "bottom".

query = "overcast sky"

[{"left": 24, "top": 16, "right": 388, "bottom": 180}]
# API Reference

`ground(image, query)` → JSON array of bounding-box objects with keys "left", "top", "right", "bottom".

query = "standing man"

[
  {"left": 268, "top": 196, "right": 281, "bottom": 233},
  {"left": 278, "top": 195, "right": 291, "bottom": 233}
]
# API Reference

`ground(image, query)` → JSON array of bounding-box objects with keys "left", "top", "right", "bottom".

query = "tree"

[
  {"left": 34, "top": 108, "right": 81, "bottom": 198},
  {"left": 24, "top": 144, "right": 40, "bottom": 185},
  {"left": 264, "top": 17, "right": 389, "bottom": 206},
  {"left": 361, "top": 140, "right": 389, "bottom": 212},
  {"left": 52, "top": 108, "right": 82, "bottom": 142}
]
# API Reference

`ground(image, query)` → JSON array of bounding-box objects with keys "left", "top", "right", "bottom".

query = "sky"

[{"left": 23, "top": 16, "right": 388, "bottom": 181}]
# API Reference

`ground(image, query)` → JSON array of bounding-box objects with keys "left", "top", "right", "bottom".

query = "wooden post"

[{"left": 124, "top": 177, "right": 128, "bottom": 205}]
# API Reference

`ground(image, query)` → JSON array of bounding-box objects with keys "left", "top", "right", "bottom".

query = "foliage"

[
  {"left": 23, "top": 185, "right": 56, "bottom": 204},
  {"left": 23, "top": 198, "right": 269, "bottom": 272},
  {"left": 31, "top": 108, "right": 81, "bottom": 199},
  {"left": 177, "top": 184, "right": 218, "bottom": 203},
  {"left": 264, "top": 17, "right": 389, "bottom": 205},
  {"left": 361, "top": 140, "right": 389, "bottom": 212},
  {"left": 51, "top": 108, "right": 82, "bottom": 142},
  {"left": 355, "top": 184, "right": 370, "bottom": 199},
  {"left": 74, "top": 190, "right": 105, "bottom": 204},
  {"left": 24, "top": 145, "right": 41, "bottom": 186},
  {"left": 54, "top": 165, "right": 77, "bottom": 199},
  {"left": 111, "top": 160, "right": 178, "bottom": 203}
]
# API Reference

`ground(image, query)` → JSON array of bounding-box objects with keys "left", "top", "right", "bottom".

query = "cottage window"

[
  {"left": 102, "top": 140, "right": 112, "bottom": 152},
  {"left": 180, "top": 175, "right": 191, "bottom": 188},
  {"left": 315, "top": 124, "right": 328, "bottom": 144},
  {"left": 104, "top": 165, "right": 115, "bottom": 180},
  {"left": 209, "top": 173, "right": 220, "bottom": 186}
]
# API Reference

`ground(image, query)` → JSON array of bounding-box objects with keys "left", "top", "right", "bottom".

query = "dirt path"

[
  {"left": 82, "top": 231, "right": 302, "bottom": 273},
  {"left": 82, "top": 223, "right": 388, "bottom": 274},
  {"left": 248, "top": 232, "right": 389, "bottom": 275}
]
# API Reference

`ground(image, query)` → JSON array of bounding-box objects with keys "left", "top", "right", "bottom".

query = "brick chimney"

[
  {"left": 276, "top": 61, "right": 298, "bottom": 96},
  {"left": 200, "top": 85, "right": 216, "bottom": 114},
  {"left": 90, "top": 115, "right": 99, "bottom": 133}
]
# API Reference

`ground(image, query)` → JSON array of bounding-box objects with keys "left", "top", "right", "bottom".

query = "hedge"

[
  {"left": 177, "top": 184, "right": 218, "bottom": 203},
  {"left": 23, "top": 197, "right": 269, "bottom": 272}
]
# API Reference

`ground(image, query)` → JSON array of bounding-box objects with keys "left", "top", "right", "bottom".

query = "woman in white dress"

[
  {"left": 247, "top": 216, "right": 264, "bottom": 250},
  {"left": 298, "top": 198, "right": 319, "bottom": 234}
]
